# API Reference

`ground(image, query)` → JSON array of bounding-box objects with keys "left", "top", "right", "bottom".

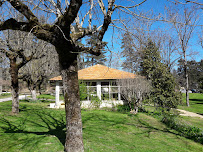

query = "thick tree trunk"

[
  {"left": 10, "top": 60, "right": 19, "bottom": 114},
  {"left": 59, "top": 53, "right": 84, "bottom": 152}
]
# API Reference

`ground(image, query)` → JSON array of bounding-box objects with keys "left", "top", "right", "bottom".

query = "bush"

[
  {"left": 117, "top": 105, "right": 131, "bottom": 113},
  {"left": 79, "top": 81, "right": 88, "bottom": 101},
  {"left": 162, "top": 114, "right": 203, "bottom": 144},
  {"left": 90, "top": 96, "right": 101, "bottom": 109}
]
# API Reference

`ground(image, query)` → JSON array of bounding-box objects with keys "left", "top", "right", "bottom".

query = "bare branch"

[
  {"left": 98, "top": 0, "right": 115, "bottom": 42},
  {"left": 56, "top": 0, "right": 82, "bottom": 27},
  {"left": 172, "top": 0, "right": 203, "bottom": 6},
  {"left": 114, "top": 0, "right": 147, "bottom": 9},
  {"left": 98, "top": 0, "right": 107, "bottom": 16},
  {"left": 0, "top": 18, "right": 31, "bottom": 32},
  {"left": 7, "top": 0, "right": 38, "bottom": 23}
]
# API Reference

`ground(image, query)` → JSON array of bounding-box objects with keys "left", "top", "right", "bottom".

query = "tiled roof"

[{"left": 50, "top": 64, "right": 137, "bottom": 81}]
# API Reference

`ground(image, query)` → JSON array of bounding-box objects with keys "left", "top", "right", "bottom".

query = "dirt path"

[{"left": 177, "top": 109, "right": 203, "bottom": 119}]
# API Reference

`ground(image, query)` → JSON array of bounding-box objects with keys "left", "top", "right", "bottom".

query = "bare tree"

[
  {"left": 19, "top": 43, "right": 58, "bottom": 100},
  {"left": 117, "top": 77, "right": 151, "bottom": 114},
  {"left": 0, "top": 0, "right": 148, "bottom": 151},
  {"left": 0, "top": 30, "right": 41, "bottom": 113},
  {"left": 159, "top": 31, "right": 181, "bottom": 70},
  {"left": 166, "top": 5, "right": 199, "bottom": 106}
]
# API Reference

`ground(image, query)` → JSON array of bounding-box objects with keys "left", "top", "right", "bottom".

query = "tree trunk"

[
  {"left": 184, "top": 51, "right": 190, "bottom": 107},
  {"left": 10, "top": 59, "right": 19, "bottom": 114},
  {"left": 59, "top": 52, "right": 84, "bottom": 152},
  {"left": 186, "top": 74, "right": 190, "bottom": 106},
  {"left": 30, "top": 89, "right": 37, "bottom": 100}
]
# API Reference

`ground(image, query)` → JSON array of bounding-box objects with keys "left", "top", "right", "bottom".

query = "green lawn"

[
  {"left": 37, "top": 94, "right": 64, "bottom": 100},
  {"left": 0, "top": 93, "right": 12, "bottom": 99},
  {"left": 0, "top": 101, "right": 202, "bottom": 152},
  {"left": 178, "top": 93, "right": 203, "bottom": 114},
  {"left": 179, "top": 116, "right": 203, "bottom": 130}
]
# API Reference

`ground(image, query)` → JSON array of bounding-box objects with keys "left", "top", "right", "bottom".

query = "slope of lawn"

[
  {"left": 0, "top": 101, "right": 202, "bottom": 152},
  {"left": 179, "top": 116, "right": 203, "bottom": 130},
  {"left": 178, "top": 93, "right": 203, "bottom": 114}
]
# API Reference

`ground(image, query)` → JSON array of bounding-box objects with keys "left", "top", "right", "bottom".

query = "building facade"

[{"left": 50, "top": 64, "right": 136, "bottom": 108}]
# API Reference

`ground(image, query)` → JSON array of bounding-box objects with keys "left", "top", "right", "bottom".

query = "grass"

[
  {"left": 37, "top": 94, "right": 64, "bottom": 100},
  {"left": 0, "top": 101, "right": 202, "bottom": 152},
  {"left": 179, "top": 116, "right": 203, "bottom": 130},
  {"left": 178, "top": 93, "right": 203, "bottom": 114},
  {"left": 0, "top": 93, "right": 12, "bottom": 99}
]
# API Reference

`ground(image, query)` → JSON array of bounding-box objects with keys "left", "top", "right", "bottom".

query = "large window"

[
  {"left": 101, "top": 81, "right": 109, "bottom": 100},
  {"left": 82, "top": 80, "right": 120, "bottom": 101},
  {"left": 101, "top": 81, "right": 119, "bottom": 100},
  {"left": 86, "top": 81, "right": 97, "bottom": 100}
]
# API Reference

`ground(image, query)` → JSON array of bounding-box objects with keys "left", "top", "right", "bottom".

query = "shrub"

[
  {"left": 79, "top": 81, "right": 88, "bottom": 101},
  {"left": 117, "top": 105, "right": 131, "bottom": 113},
  {"left": 90, "top": 96, "right": 101, "bottom": 109},
  {"left": 162, "top": 114, "right": 203, "bottom": 144}
]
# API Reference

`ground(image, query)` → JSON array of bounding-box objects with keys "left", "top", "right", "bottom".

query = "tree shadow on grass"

[
  {"left": 190, "top": 99, "right": 203, "bottom": 104},
  {"left": 135, "top": 118, "right": 180, "bottom": 137},
  {"left": 0, "top": 109, "right": 66, "bottom": 151}
]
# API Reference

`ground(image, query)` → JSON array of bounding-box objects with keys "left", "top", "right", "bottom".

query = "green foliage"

[
  {"left": 177, "top": 59, "right": 203, "bottom": 91},
  {"left": 79, "top": 81, "right": 88, "bottom": 101},
  {"left": 140, "top": 39, "right": 182, "bottom": 110},
  {"left": 117, "top": 104, "right": 134, "bottom": 113},
  {"left": 78, "top": 26, "right": 107, "bottom": 69},
  {"left": 140, "top": 40, "right": 162, "bottom": 78},
  {"left": 162, "top": 114, "right": 203, "bottom": 144},
  {"left": 90, "top": 96, "right": 102, "bottom": 108}
]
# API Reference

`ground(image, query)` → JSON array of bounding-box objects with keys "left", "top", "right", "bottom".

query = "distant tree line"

[{"left": 175, "top": 59, "right": 203, "bottom": 93}]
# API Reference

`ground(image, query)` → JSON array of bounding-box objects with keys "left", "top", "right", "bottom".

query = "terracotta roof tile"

[{"left": 50, "top": 64, "right": 136, "bottom": 81}]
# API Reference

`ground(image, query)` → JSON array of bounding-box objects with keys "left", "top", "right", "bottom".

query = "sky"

[
  {"left": 1, "top": 0, "right": 202, "bottom": 70},
  {"left": 101, "top": 0, "right": 203, "bottom": 69}
]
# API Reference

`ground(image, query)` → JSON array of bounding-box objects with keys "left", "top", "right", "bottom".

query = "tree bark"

[
  {"left": 10, "top": 59, "right": 19, "bottom": 114},
  {"left": 184, "top": 51, "right": 190, "bottom": 107},
  {"left": 30, "top": 89, "right": 37, "bottom": 101},
  {"left": 0, "top": 67, "right": 2, "bottom": 95},
  {"left": 58, "top": 50, "right": 84, "bottom": 152},
  {"left": 186, "top": 73, "right": 190, "bottom": 106}
]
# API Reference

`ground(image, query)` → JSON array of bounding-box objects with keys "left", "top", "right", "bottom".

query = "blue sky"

[{"left": 101, "top": 0, "right": 203, "bottom": 69}]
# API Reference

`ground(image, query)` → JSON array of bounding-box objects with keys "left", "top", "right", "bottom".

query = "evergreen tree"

[
  {"left": 140, "top": 39, "right": 181, "bottom": 110},
  {"left": 78, "top": 26, "right": 107, "bottom": 69},
  {"left": 140, "top": 40, "right": 161, "bottom": 79}
]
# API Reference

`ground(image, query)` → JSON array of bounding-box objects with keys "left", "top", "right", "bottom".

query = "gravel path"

[{"left": 177, "top": 109, "right": 203, "bottom": 119}]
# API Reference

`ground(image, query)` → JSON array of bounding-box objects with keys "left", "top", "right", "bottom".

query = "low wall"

[
  {"left": 81, "top": 100, "right": 124, "bottom": 108},
  {"left": 50, "top": 100, "right": 124, "bottom": 109}
]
